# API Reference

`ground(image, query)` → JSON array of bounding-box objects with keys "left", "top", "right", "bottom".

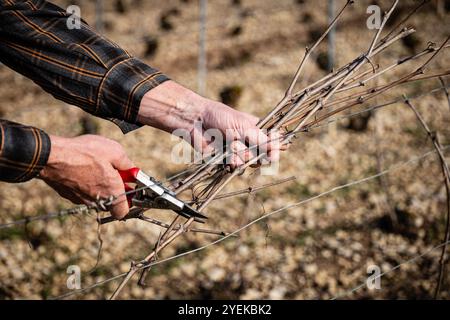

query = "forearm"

[
  {"left": 137, "top": 80, "right": 286, "bottom": 168},
  {"left": 137, "top": 81, "right": 207, "bottom": 134},
  {"left": 0, "top": 0, "right": 168, "bottom": 133},
  {"left": 137, "top": 80, "right": 248, "bottom": 136}
]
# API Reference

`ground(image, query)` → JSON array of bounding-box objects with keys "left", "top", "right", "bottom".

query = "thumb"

[
  {"left": 108, "top": 150, "right": 133, "bottom": 219},
  {"left": 110, "top": 151, "right": 135, "bottom": 171},
  {"left": 109, "top": 176, "right": 130, "bottom": 220}
]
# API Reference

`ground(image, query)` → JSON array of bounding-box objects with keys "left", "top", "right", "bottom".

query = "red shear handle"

[
  {"left": 118, "top": 168, "right": 140, "bottom": 207},
  {"left": 118, "top": 167, "right": 140, "bottom": 183}
]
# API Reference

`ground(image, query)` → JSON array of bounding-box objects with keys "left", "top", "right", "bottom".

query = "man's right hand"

[{"left": 39, "top": 135, "right": 134, "bottom": 219}]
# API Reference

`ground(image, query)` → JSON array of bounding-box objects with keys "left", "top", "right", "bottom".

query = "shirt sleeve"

[
  {"left": 0, "top": 0, "right": 170, "bottom": 133},
  {"left": 0, "top": 119, "right": 51, "bottom": 183}
]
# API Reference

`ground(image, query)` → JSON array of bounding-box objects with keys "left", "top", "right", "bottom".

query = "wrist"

[
  {"left": 137, "top": 80, "right": 207, "bottom": 133},
  {"left": 46, "top": 135, "right": 67, "bottom": 165},
  {"left": 39, "top": 135, "right": 68, "bottom": 178}
]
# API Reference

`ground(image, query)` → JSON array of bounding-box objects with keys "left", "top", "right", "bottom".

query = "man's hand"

[
  {"left": 138, "top": 80, "right": 285, "bottom": 168},
  {"left": 200, "top": 101, "right": 285, "bottom": 167},
  {"left": 39, "top": 135, "right": 134, "bottom": 219}
]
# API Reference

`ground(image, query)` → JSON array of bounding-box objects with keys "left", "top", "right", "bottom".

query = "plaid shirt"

[{"left": 0, "top": 0, "right": 169, "bottom": 183}]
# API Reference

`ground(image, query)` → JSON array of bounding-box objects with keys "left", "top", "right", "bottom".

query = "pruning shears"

[{"left": 118, "top": 167, "right": 207, "bottom": 223}]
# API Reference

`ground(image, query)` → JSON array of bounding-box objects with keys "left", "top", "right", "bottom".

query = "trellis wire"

[
  {"left": 51, "top": 145, "right": 450, "bottom": 299},
  {"left": 95, "top": 0, "right": 104, "bottom": 34},
  {"left": 1, "top": 0, "right": 444, "bottom": 300},
  {"left": 331, "top": 238, "right": 450, "bottom": 300},
  {"left": 0, "top": 81, "right": 446, "bottom": 231},
  {"left": 108, "top": 0, "right": 450, "bottom": 298}
]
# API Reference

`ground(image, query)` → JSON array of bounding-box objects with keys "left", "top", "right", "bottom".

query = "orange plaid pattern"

[{"left": 0, "top": 0, "right": 169, "bottom": 182}]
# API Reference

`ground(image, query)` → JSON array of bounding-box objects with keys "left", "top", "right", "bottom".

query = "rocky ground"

[{"left": 0, "top": 0, "right": 449, "bottom": 299}]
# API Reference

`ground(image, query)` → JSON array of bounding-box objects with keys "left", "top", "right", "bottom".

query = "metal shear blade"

[{"left": 119, "top": 167, "right": 208, "bottom": 222}]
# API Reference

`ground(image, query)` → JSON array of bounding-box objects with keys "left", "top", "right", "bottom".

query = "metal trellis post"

[
  {"left": 198, "top": 0, "right": 207, "bottom": 96},
  {"left": 327, "top": 0, "right": 336, "bottom": 72},
  {"left": 95, "top": 0, "right": 104, "bottom": 34}
]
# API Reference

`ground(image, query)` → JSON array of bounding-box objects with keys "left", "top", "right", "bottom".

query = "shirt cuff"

[
  {"left": 97, "top": 57, "right": 170, "bottom": 133},
  {"left": 0, "top": 120, "right": 51, "bottom": 183}
]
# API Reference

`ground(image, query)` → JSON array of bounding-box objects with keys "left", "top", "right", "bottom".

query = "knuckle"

[
  {"left": 114, "top": 141, "right": 124, "bottom": 150},
  {"left": 107, "top": 139, "right": 123, "bottom": 151},
  {"left": 109, "top": 175, "right": 124, "bottom": 191},
  {"left": 116, "top": 200, "right": 129, "bottom": 214}
]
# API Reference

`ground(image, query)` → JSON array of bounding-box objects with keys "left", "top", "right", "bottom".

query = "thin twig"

[
  {"left": 5, "top": 1, "right": 447, "bottom": 300},
  {"left": 380, "top": 0, "right": 429, "bottom": 44},
  {"left": 90, "top": 8, "right": 450, "bottom": 299},
  {"left": 139, "top": 215, "right": 236, "bottom": 237},
  {"left": 52, "top": 146, "right": 449, "bottom": 300},
  {"left": 258, "top": 0, "right": 354, "bottom": 128},
  {"left": 439, "top": 77, "right": 450, "bottom": 113},
  {"left": 331, "top": 239, "right": 450, "bottom": 300},
  {"left": 403, "top": 95, "right": 450, "bottom": 299},
  {"left": 367, "top": 0, "right": 399, "bottom": 56}
]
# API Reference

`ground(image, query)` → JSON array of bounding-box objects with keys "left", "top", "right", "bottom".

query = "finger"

[
  {"left": 229, "top": 140, "right": 245, "bottom": 169},
  {"left": 108, "top": 171, "right": 130, "bottom": 219},
  {"left": 239, "top": 140, "right": 259, "bottom": 164},
  {"left": 241, "top": 112, "right": 260, "bottom": 127},
  {"left": 245, "top": 127, "right": 269, "bottom": 152},
  {"left": 276, "top": 131, "right": 290, "bottom": 151},
  {"left": 200, "top": 134, "right": 217, "bottom": 158},
  {"left": 268, "top": 130, "right": 283, "bottom": 150},
  {"left": 110, "top": 195, "right": 130, "bottom": 220},
  {"left": 110, "top": 146, "right": 135, "bottom": 171},
  {"left": 109, "top": 191, "right": 129, "bottom": 219},
  {"left": 280, "top": 142, "right": 290, "bottom": 151},
  {"left": 266, "top": 131, "right": 282, "bottom": 162},
  {"left": 191, "top": 127, "right": 221, "bottom": 164},
  {"left": 233, "top": 140, "right": 249, "bottom": 163},
  {"left": 267, "top": 148, "right": 280, "bottom": 164},
  {"left": 245, "top": 128, "right": 271, "bottom": 155},
  {"left": 190, "top": 126, "right": 206, "bottom": 153}
]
